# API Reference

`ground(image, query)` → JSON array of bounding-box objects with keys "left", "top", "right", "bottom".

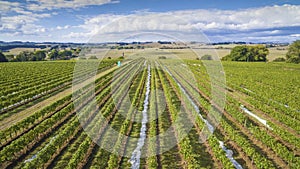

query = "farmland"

[{"left": 0, "top": 48, "right": 299, "bottom": 169}]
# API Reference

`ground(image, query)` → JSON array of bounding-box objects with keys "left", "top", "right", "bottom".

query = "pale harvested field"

[
  {"left": 3, "top": 45, "right": 288, "bottom": 61},
  {"left": 3, "top": 47, "right": 49, "bottom": 55}
]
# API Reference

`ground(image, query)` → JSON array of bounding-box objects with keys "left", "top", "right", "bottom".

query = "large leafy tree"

[
  {"left": 222, "top": 45, "right": 269, "bottom": 62},
  {"left": 251, "top": 45, "right": 269, "bottom": 62},
  {"left": 0, "top": 52, "right": 8, "bottom": 62},
  {"left": 49, "top": 49, "right": 58, "bottom": 60},
  {"left": 58, "top": 50, "right": 72, "bottom": 60},
  {"left": 34, "top": 50, "right": 46, "bottom": 61},
  {"left": 286, "top": 40, "right": 300, "bottom": 64},
  {"left": 15, "top": 51, "right": 30, "bottom": 61}
]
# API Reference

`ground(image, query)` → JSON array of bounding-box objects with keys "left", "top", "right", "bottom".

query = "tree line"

[
  {"left": 222, "top": 45, "right": 269, "bottom": 62},
  {"left": 221, "top": 40, "right": 300, "bottom": 63},
  {"left": 0, "top": 48, "right": 81, "bottom": 62}
]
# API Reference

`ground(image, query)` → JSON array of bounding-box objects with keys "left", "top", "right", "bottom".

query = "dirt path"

[{"left": 0, "top": 66, "right": 119, "bottom": 131}]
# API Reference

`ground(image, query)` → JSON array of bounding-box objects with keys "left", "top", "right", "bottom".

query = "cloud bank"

[
  {"left": 63, "top": 4, "right": 300, "bottom": 42},
  {"left": 0, "top": 1, "right": 299, "bottom": 42}
]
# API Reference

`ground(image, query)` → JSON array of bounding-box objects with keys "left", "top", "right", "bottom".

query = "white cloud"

[
  {"left": 0, "top": 0, "right": 118, "bottom": 36},
  {"left": 209, "top": 32, "right": 298, "bottom": 43},
  {"left": 0, "top": 0, "right": 118, "bottom": 13},
  {"left": 27, "top": 0, "right": 118, "bottom": 11},
  {"left": 1, "top": 1, "right": 299, "bottom": 42},
  {"left": 268, "top": 30, "right": 281, "bottom": 34},
  {"left": 21, "top": 24, "right": 46, "bottom": 35},
  {"left": 0, "top": 0, "right": 120, "bottom": 41},
  {"left": 67, "top": 4, "right": 300, "bottom": 42},
  {"left": 0, "top": 1, "right": 20, "bottom": 12},
  {"left": 0, "top": 13, "right": 51, "bottom": 35},
  {"left": 0, "top": 1, "right": 53, "bottom": 36},
  {"left": 64, "top": 31, "right": 93, "bottom": 38},
  {"left": 0, "top": 1, "right": 34, "bottom": 15},
  {"left": 290, "top": 34, "right": 300, "bottom": 37},
  {"left": 89, "top": 5, "right": 300, "bottom": 32},
  {"left": 56, "top": 25, "right": 70, "bottom": 30}
]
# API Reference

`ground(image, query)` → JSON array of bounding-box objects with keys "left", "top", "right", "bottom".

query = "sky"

[{"left": 0, "top": 0, "right": 300, "bottom": 43}]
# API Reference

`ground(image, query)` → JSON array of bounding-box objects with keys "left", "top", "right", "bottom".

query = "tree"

[
  {"left": 15, "top": 51, "right": 31, "bottom": 62},
  {"left": 251, "top": 45, "right": 269, "bottom": 62},
  {"left": 286, "top": 40, "right": 300, "bottom": 64},
  {"left": 49, "top": 49, "right": 58, "bottom": 60},
  {"left": 222, "top": 45, "right": 269, "bottom": 62},
  {"left": 55, "top": 50, "right": 73, "bottom": 60},
  {"left": 34, "top": 50, "right": 46, "bottom": 61},
  {"left": 70, "top": 47, "right": 80, "bottom": 57},
  {"left": 0, "top": 52, "right": 8, "bottom": 62},
  {"left": 222, "top": 46, "right": 248, "bottom": 61},
  {"left": 5, "top": 54, "right": 14, "bottom": 61},
  {"left": 201, "top": 54, "right": 213, "bottom": 60}
]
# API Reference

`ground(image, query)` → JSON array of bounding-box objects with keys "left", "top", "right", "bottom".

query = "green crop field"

[{"left": 0, "top": 49, "right": 299, "bottom": 169}]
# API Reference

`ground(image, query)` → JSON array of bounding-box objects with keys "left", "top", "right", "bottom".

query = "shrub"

[
  {"left": 201, "top": 54, "right": 213, "bottom": 60},
  {"left": 273, "top": 57, "right": 286, "bottom": 62},
  {"left": 89, "top": 56, "right": 98, "bottom": 59}
]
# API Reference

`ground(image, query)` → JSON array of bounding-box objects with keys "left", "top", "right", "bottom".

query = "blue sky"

[{"left": 0, "top": 0, "right": 300, "bottom": 42}]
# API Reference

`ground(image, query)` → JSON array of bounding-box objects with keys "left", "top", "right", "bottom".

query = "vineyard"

[{"left": 0, "top": 54, "right": 299, "bottom": 169}]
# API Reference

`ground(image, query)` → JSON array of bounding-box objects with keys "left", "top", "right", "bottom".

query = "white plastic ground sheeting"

[
  {"left": 164, "top": 67, "right": 214, "bottom": 133},
  {"left": 129, "top": 65, "right": 151, "bottom": 169},
  {"left": 219, "top": 141, "right": 243, "bottom": 169},
  {"left": 164, "top": 66, "right": 243, "bottom": 169},
  {"left": 242, "top": 87, "right": 255, "bottom": 94},
  {"left": 240, "top": 105, "right": 273, "bottom": 130},
  {"left": 24, "top": 136, "right": 57, "bottom": 163}
]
